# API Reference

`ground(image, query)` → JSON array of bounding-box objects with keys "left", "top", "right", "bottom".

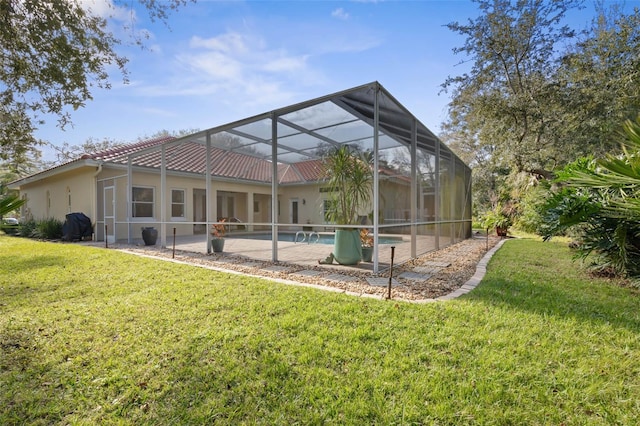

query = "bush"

[
  {"left": 14, "top": 218, "right": 64, "bottom": 239},
  {"left": 34, "top": 218, "right": 64, "bottom": 240},
  {"left": 540, "top": 116, "right": 640, "bottom": 279},
  {"left": 18, "top": 219, "right": 37, "bottom": 238},
  {"left": 515, "top": 184, "right": 550, "bottom": 234}
]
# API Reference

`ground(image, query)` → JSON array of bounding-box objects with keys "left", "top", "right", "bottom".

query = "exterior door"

[
  {"left": 290, "top": 199, "right": 299, "bottom": 224},
  {"left": 104, "top": 186, "right": 115, "bottom": 243},
  {"left": 193, "top": 189, "right": 206, "bottom": 234}
]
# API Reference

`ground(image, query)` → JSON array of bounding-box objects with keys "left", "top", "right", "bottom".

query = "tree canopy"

[
  {"left": 443, "top": 0, "right": 583, "bottom": 179},
  {"left": 0, "top": 0, "right": 191, "bottom": 170},
  {"left": 442, "top": 0, "right": 640, "bottom": 214}
]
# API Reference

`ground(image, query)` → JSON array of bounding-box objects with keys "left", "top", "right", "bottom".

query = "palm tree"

[
  {"left": 0, "top": 194, "right": 25, "bottom": 218},
  {"left": 542, "top": 115, "right": 640, "bottom": 277},
  {"left": 322, "top": 145, "right": 373, "bottom": 265}
]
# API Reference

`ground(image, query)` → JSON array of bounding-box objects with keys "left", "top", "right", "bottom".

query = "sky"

[{"left": 34, "top": 0, "right": 638, "bottom": 161}]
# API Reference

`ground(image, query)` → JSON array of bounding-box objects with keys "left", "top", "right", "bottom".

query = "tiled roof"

[{"left": 89, "top": 136, "right": 327, "bottom": 185}]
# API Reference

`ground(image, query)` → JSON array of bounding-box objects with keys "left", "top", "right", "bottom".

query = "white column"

[
  {"left": 127, "top": 156, "right": 133, "bottom": 244},
  {"left": 160, "top": 144, "right": 167, "bottom": 248},
  {"left": 206, "top": 132, "right": 212, "bottom": 253},
  {"left": 271, "top": 112, "right": 278, "bottom": 262},
  {"left": 247, "top": 191, "right": 254, "bottom": 232}
]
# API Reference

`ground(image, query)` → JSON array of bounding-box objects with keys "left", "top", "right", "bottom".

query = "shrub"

[
  {"left": 540, "top": 116, "right": 640, "bottom": 279},
  {"left": 34, "top": 218, "right": 64, "bottom": 240},
  {"left": 18, "top": 219, "right": 37, "bottom": 238}
]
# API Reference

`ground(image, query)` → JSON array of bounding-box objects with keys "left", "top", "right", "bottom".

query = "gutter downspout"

[{"left": 92, "top": 162, "right": 103, "bottom": 241}]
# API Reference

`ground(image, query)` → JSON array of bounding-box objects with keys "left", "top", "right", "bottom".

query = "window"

[
  {"left": 132, "top": 186, "right": 154, "bottom": 218},
  {"left": 323, "top": 199, "right": 334, "bottom": 222},
  {"left": 253, "top": 200, "right": 260, "bottom": 213},
  {"left": 171, "top": 189, "right": 185, "bottom": 219}
]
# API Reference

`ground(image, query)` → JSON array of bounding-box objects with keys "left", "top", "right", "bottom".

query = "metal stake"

[
  {"left": 387, "top": 246, "right": 396, "bottom": 299},
  {"left": 486, "top": 227, "right": 489, "bottom": 251},
  {"left": 105, "top": 224, "right": 108, "bottom": 249},
  {"left": 172, "top": 227, "right": 176, "bottom": 259}
]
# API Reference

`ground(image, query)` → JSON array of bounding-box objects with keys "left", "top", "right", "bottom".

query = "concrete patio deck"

[{"left": 118, "top": 231, "right": 453, "bottom": 274}]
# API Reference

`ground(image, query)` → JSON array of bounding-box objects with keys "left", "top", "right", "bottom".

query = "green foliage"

[
  {"left": 513, "top": 183, "right": 549, "bottom": 233},
  {"left": 34, "top": 218, "right": 64, "bottom": 240},
  {"left": 540, "top": 117, "right": 640, "bottom": 278},
  {"left": 558, "top": 5, "right": 640, "bottom": 157},
  {"left": 444, "top": 2, "right": 640, "bottom": 216},
  {"left": 0, "top": 220, "right": 18, "bottom": 235},
  {"left": 2, "top": 236, "right": 640, "bottom": 424},
  {"left": 13, "top": 218, "right": 63, "bottom": 239},
  {"left": 0, "top": 194, "right": 25, "bottom": 217},
  {"left": 323, "top": 146, "right": 373, "bottom": 225},
  {"left": 0, "top": 0, "right": 191, "bottom": 168},
  {"left": 480, "top": 207, "right": 512, "bottom": 231},
  {"left": 443, "top": 0, "right": 582, "bottom": 180},
  {"left": 17, "top": 219, "right": 37, "bottom": 238}
]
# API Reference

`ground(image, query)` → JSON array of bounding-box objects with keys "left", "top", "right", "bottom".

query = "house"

[{"left": 9, "top": 82, "right": 471, "bottom": 272}]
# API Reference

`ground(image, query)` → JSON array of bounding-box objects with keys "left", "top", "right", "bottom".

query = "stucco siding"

[{"left": 19, "top": 166, "right": 97, "bottom": 223}]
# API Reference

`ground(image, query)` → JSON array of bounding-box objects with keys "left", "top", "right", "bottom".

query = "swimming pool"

[{"left": 230, "top": 232, "right": 403, "bottom": 245}]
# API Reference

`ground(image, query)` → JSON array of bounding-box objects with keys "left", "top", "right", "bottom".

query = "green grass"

[{"left": 1, "top": 236, "right": 640, "bottom": 425}]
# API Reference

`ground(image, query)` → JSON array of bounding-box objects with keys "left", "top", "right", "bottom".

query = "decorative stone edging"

[
  {"left": 426, "top": 237, "right": 507, "bottom": 303},
  {"left": 117, "top": 238, "right": 508, "bottom": 304}
]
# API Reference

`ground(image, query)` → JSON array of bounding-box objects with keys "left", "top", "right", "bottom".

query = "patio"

[
  {"left": 121, "top": 231, "right": 442, "bottom": 274},
  {"left": 99, "top": 233, "right": 498, "bottom": 301}
]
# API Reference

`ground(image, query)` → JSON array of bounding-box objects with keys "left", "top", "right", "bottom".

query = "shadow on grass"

[
  {"left": 463, "top": 239, "right": 640, "bottom": 332},
  {"left": 1, "top": 255, "right": 68, "bottom": 272}
]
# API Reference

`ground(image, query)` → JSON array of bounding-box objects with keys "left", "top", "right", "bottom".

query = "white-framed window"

[
  {"left": 323, "top": 199, "right": 333, "bottom": 223},
  {"left": 132, "top": 186, "right": 154, "bottom": 218},
  {"left": 171, "top": 189, "right": 186, "bottom": 219}
]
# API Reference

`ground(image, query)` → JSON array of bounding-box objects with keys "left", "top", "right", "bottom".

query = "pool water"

[{"left": 230, "top": 232, "right": 402, "bottom": 245}]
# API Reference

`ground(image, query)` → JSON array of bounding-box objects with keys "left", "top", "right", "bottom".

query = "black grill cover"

[{"left": 62, "top": 212, "right": 93, "bottom": 241}]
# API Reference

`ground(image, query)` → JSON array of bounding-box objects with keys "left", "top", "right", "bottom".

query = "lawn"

[{"left": 1, "top": 235, "right": 639, "bottom": 425}]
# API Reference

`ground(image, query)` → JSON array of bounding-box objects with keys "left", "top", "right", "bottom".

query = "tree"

[
  {"left": 556, "top": 3, "right": 640, "bottom": 156},
  {"left": 323, "top": 145, "right": 373, "bottom": 225},
  {"left": 0, "top": 0, "right": 192, "bottom": 170},
  {"left": 47, "top": 137, "right": 126, "bottom": 165},
  {"left": 442, "top": 0, "right": 584, "bottom": 181}
]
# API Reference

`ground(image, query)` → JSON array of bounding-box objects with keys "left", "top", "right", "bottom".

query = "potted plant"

[
  {"left": 324, "top": 145, "right": 373, "bottom": 265},
  {"left": 481, "top": 207, "right": 513, "bottom": 237},
  {"left": 360, "top": 228, "right": 374, "bottom": 262},
  {"left": 210, "top": 218, "right": 226, "bottom": 253}
]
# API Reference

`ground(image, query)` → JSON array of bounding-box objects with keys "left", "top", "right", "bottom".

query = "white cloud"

[
  {"left": 262, "top": 54, "right": 308, "bottom": 73},
  {"left": 331, "top": 8, "right": 350, "bottom": 20},
  {"left": 146, "top": 30, "right": 316, "bottom": 107},
  {"left": 190, "top": 33, "right": 248, "bottom": 54},
  {"left": 186, "top": 50, "right": 243, "bottom": 80},
  {"left": 77, "top": 0, "right": 133, "bottom": 21}
]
